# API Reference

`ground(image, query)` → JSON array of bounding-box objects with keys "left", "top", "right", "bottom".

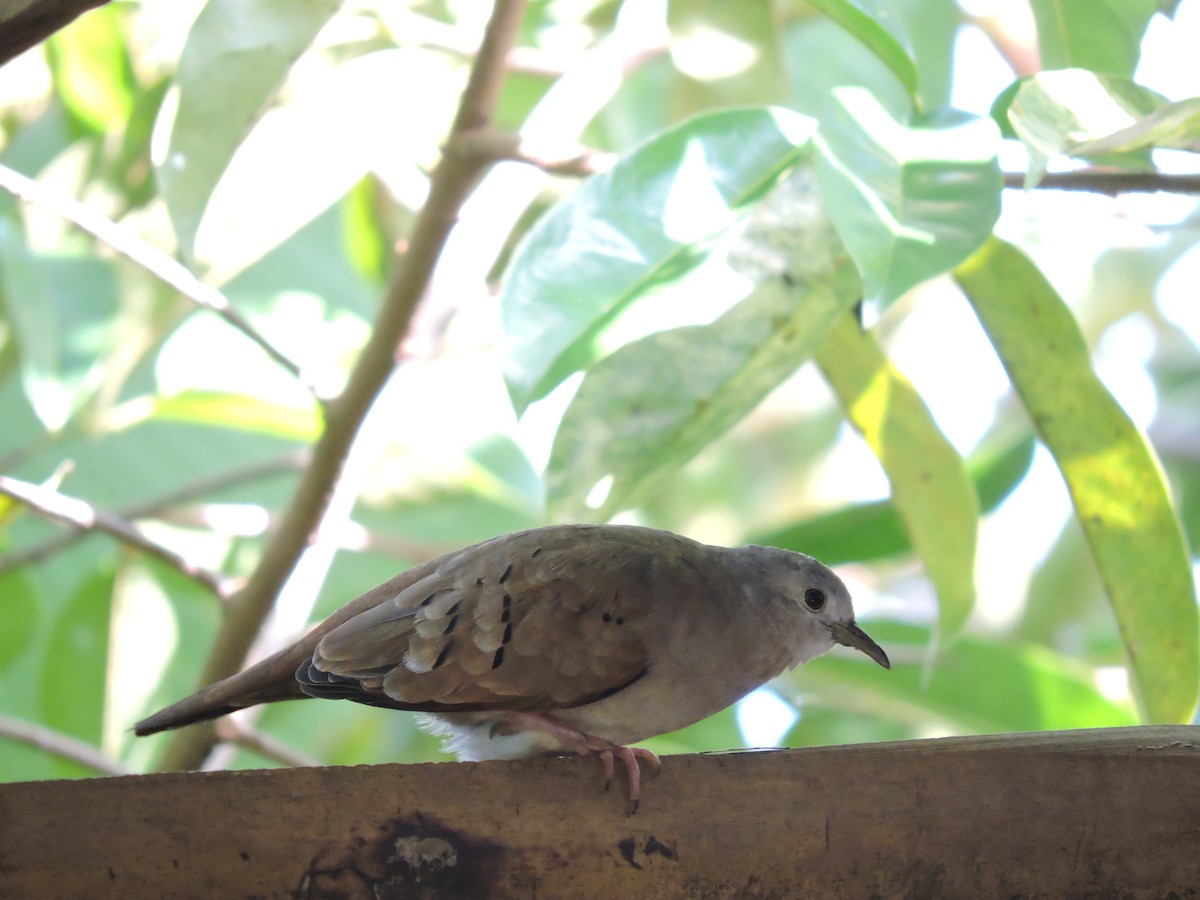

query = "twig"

[
  {"left": 0, "top": 713, "right": 130, "bottom": 777},
  {"left": 0, "top": 475, "right": 233, "bottom": 597},
  {"left": 448, "top": 127, "right": 615, "bottom": 176},
  {"left": 155, "top": 0, "right": 531, "bottom": 772},
  {"left": 0, "top": 453, "right": 306, "bottom": 577},
  {"left": 1003, "top": 170, "right": 1200, "bottom": 195},
  {"left": 0, "top": 163, "right": 315, "bottom": 395},
  {"left": 214, "top": 719, "right": 321, "bottom": 769}
]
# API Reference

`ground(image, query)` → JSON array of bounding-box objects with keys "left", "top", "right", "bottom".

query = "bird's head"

[{"left": 754, "top": 546, "right": 891, "bottom": 670}]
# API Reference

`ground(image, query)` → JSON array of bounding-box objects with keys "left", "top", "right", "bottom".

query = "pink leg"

[{"left": 501, "top": 713, "right": 661, "bottom": 812}]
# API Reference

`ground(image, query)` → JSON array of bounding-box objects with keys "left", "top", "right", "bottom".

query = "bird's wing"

[{"left": 302, "top": 528, "right": 657, "bottom": 712}]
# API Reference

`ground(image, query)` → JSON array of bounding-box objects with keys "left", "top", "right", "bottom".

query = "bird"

[{"left": 135, "top": 523, "right": 890, "bottom": 809}]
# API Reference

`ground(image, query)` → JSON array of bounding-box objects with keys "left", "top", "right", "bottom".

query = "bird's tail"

[{"left": 133, "top": 639, "right": 317, "bottom": 735}]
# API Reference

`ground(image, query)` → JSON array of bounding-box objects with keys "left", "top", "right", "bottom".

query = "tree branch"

[
  {"left": 0, "top": 163, "right": 316, "bottom": 396},
  {"left": 0, "top": 453, "right": 305, "bottom": 577},
  {"left": 0, "top": 475, "right": 234, "bottom": 597},
  {"left": 1004, "top": 170, "right": 1200, "bottom": 194},
  {"left": 155, "top": 0, "right": 531, "bottom": 772},
  {"left": 0, "top": 713, "right": 129, "bottom": 777},
  {"left": 214, "top": 719, "right": 321, "bottom": 769}
]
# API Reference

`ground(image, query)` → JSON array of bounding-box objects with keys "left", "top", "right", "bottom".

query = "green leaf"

[
  {"left": 1008, "top": 71, "right": 1165, "bottom": 186},
  {"left": 956, "top": 237, "right": 1200, "bottom": 724},
  {"left": 547, "top": 211, "right": 860, "bottom": 520},
  {"left": 0, "top": 569, "right": 40, "bottom": 670},
  {"left": 750, "top": 428, "right": 1034, "bottom": 563},
  {"left": 501, "top": 106, "right": 818, "bottom": 413},
  {"left": 814, "top": 88, "right": 1001, "bottom": 310},
  {"left": 786, "top": 621, "right": 1139, "bottom": 733},
  {"left": 1029, "top": 0, "right": 1156, "bottom": 77},
  {"left": 806, "top": 0, "right": 919, "bottom": 101},
  {"left": 816, "top": 313, "right": 979, "bottom": 638},
  {"left": 39, "top": 567, "right": 116, "bottom": 750},
  {"left": 157, "top": 0, "right": 342, "bottom": 262}
]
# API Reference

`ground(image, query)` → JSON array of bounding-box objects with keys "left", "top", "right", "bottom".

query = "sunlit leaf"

[
  {"left": 547, "top": 216, "right": 859, "bottom": 520},
  {"left": 501, "top": 106, "right": 817, "bottom": 413},
  {"left": 806, "top": 0, "right": 919, "bottom": 100},
  {"left": 814, "top": 87, "right": 1001, "bottom": 310},
  {"left": 143, "top": 390, "right": 321, "bottom": 442},
  {"left": 817, "top": 313, "right": 979, "bottom": 637},
  {"left": 1008, "top": 70, "right": 1164, "bottom": 185},
  {"left": 193, "top": 50, "right": 459, "bottom": 281},
  {"left": 1029, "top": 0, "right": 1156, "bottom": 77},
  {"left": 157, "top": 0, "right": 342, "bottom": 262},
  {"left": 44, "top": 4, "right": 135, "bottom": 135},
  {"left": 956, "top": 237, "right": 1199, "bottom": 724}
]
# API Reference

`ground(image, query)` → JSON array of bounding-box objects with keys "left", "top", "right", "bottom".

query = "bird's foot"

[{"left": 500, "top": 712, "right": 660, "bottom": 813}]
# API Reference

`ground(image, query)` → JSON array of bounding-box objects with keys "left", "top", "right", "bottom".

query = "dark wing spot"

[
  {"left": 433, "top": 641, "right": 453, "bottom": 669},
  {"left": 616, "top": 617, "right": 625, "bottom": 625},
  {"left": 476, "top": 577, "right": 485, "bottom": 586},
  {"left": 530, "top": 547, "right": 543, "bottom": 558},
  {"left": 502, "top": 593, "right": 512, "bottom": 609},
  {"left": 502, "top": 623, "right": 512, "bottom": 644},
  {"left": 420, "top": 593, "right": 437, "bottom": 607},
  {"left": 500, "top": 607, "right": 510, "bottom": 624},
  {"left": 499, "top": 564, "right": 514, "bottom": 584},
  {"left": 602, "top": 612, "right": 612, "bottom": 623},
  {"left": 492, "top": 647, "right": 504, "bottom": 669},
  {"left": 442, "top": 614, "right": 459, "bottom": 636}
]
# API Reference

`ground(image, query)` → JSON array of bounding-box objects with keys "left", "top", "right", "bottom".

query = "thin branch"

[
  {"left": 0, "top": 475, "right": 234, "bottom": 597},
  {"left": 0, "top": 713, "right": 130, "bottom": 777},
  {"left": 0, "top": 163, "right": 316, "bottom": 396},
  {"left": 0, "top": 453, "right": 306, "bottom": 577},
  {"left": 448, "top": 127, "right": 615, "bottom": 177},
  {"left": 1004, "top": 170, "right": 1200, "bottom": 195},
  {"left": 214, "top": 719, "right": 321, "bottom": 769},
  {"left": 155, "top": 0, "right": 531, "bottom": 772}
]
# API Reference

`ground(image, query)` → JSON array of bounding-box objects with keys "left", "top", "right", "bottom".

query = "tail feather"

[{"left": 133, "top": 559, "right": 441, "bottom": 736}]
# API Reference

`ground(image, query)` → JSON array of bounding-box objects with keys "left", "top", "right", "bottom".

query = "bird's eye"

[{"left": 803, "top": 588, "right": 826, "bottom": 611}]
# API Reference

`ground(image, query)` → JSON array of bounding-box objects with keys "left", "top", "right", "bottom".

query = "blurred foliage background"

[{"left": 1, "top": 0, "right": 1198, "bottom": 782}]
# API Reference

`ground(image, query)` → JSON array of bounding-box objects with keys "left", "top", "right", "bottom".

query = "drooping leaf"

[
  {"left": 814, "top": 87, "right": 1001, "bottom": 310},
  {"left": 817, "top": 313, "right": 979, "bottom": 638},
  {"left": 501, "top": 106, "right": 818, "bottom": 413},
  {"left": 956, "top": 237, "right": 1199, "bottom": 724}
]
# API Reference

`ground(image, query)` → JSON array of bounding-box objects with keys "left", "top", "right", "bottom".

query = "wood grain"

[{"left": 2, "top": 725, "right": 1198, "bottom": 898}]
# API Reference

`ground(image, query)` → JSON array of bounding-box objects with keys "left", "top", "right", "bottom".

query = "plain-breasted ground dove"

[{"left": 136, "top": 524, "right": 890, "bottom": 807}]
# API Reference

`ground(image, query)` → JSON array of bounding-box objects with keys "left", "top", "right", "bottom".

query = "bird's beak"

[{"left": 829, "top": 620, "right": 890, "bottom": 669}]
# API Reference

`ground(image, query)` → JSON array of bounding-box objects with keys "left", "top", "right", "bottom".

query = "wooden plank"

[{"left": 2, "top": 725, "right": 1198, "bottom": 898}]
